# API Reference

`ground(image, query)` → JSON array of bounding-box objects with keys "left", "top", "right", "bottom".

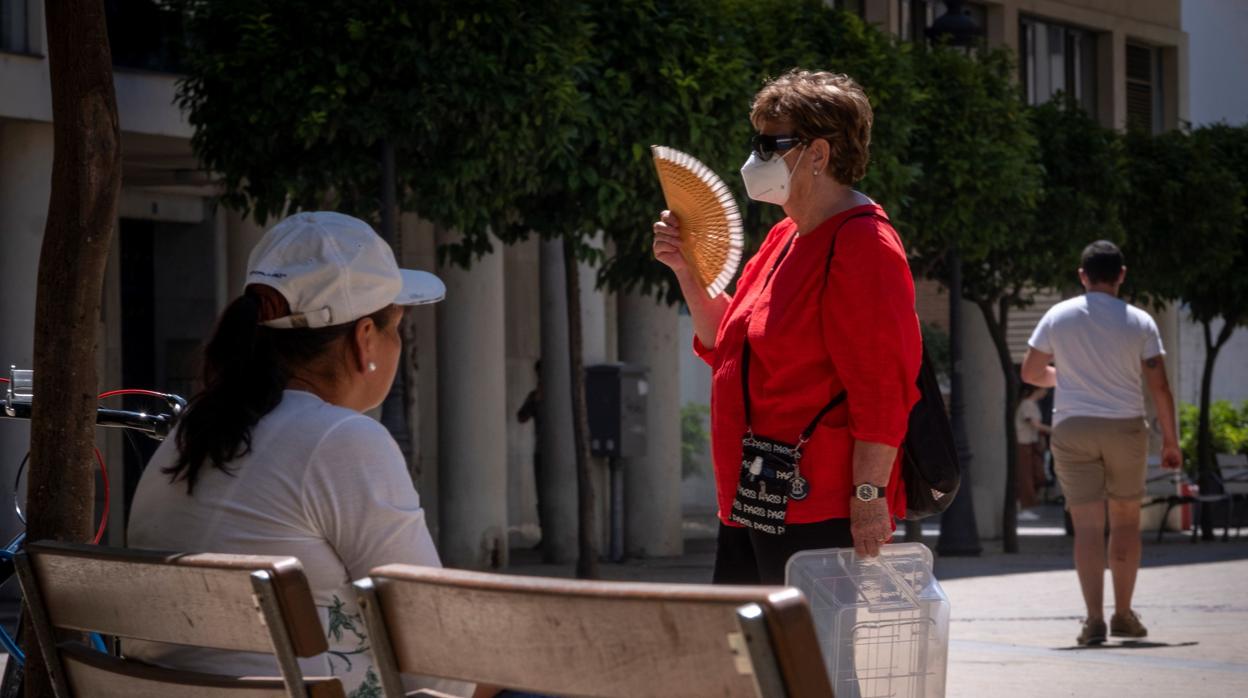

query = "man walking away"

[{"left": 1021, "top": 240, "right": 1182, "bottom": 646}]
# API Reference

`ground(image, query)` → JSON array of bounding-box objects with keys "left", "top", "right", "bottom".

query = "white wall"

[
  {"left": 1182, "top": 0, "right": 1248, "bottom": 127},
  {"left": 1179, "top": 316, "right": 1248, "bottom": 405}
]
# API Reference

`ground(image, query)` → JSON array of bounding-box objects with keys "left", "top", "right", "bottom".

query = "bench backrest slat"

[
  {"left": 27, "top": 542, "right": 326, "bottom": 656},
  {"left": 362, "top": 564, "right": 833, "bottom": 698},
  {"left": 18, "top": 540, "right": 345, "bottom": 698}
]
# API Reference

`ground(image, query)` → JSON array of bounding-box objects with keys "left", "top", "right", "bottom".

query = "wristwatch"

[{"left": 855, "top": 483, "right": 885, "bottom": 502}]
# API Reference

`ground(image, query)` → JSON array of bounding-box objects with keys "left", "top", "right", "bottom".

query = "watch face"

[{"left": 857, "top": 484, "right": 875, "bottom": 501}]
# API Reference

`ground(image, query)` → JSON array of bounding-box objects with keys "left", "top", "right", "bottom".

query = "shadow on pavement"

[
  {"left": 1054, "top": 640, "right": 1200, "bottom": 651},
  {"left": 929, "top": 504, "right": 1248, "bottom": 581}
]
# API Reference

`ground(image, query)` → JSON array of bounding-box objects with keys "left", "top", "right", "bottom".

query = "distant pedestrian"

[
  {"left": 1014, "top": 384, "right": 1051, "bottom": 511},
  {"left": 1021, "top": 240, "right": 1182, "bottom": 646},
  {"left": 517, "top": 360, "right": 545, "bottom": 549}
]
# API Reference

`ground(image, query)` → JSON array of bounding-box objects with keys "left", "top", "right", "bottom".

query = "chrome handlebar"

[{"left": 2, "top": 366, "right": 186, "bottom": 441}]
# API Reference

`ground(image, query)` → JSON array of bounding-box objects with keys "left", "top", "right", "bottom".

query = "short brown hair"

[{"left": 749, "top": 70, "right": 873, "bottom": 185}]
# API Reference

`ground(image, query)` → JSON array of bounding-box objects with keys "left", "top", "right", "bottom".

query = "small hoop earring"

[{"left": 368, "top": 362, "right": 377, "bottom": 373}]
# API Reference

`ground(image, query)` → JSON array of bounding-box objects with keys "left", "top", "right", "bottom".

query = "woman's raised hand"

[{"left": 652, "top": 210, "right": 688, "bottom": 275}]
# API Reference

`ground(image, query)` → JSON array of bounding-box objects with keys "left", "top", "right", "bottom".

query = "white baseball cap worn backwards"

[{"left": 246, "top": 211, "right": 445, "bottom": 329}]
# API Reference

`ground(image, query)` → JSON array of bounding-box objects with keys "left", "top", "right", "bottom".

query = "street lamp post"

[{"left": 929, "top": 0, "right": 984, "bottom": 557}]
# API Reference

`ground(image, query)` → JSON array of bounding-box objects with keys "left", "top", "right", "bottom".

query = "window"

[
  {"left": 1125, "top": 42, "right": 1164, "bottom": 134},
  {"left": 105, "top": 0, "right": 187, "bottom": 72},
  {"left": 0, "top": 0, "right": 28, "bottom": 54},
  {"left": 1019, "top": 16, "right": 1098, "bottom": 112},
  {"left": 898, "top": 1, "right": 987, "bottom": 43}
]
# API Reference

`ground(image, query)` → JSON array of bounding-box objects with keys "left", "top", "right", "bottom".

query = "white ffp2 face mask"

[{"left": 740, "top": 146, "right": 806, "bottom": 205}]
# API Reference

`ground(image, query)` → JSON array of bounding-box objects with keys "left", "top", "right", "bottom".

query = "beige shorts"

[{"left": 1050, "top": 416, "right": 1148, "bottom": 506}]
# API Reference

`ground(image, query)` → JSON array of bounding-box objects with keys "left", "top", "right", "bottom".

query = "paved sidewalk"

[{"left": 510, "top": 507, "right": 1248, "bottom": 696}]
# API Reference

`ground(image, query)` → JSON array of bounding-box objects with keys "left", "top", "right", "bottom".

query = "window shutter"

[{"left": 1125, "top": 43, "right": 1154, "bottom": 133}]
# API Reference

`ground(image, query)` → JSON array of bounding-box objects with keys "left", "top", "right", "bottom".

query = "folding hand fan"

[{"left": 651, "top": 145, "right": 744, "bottom": 298}]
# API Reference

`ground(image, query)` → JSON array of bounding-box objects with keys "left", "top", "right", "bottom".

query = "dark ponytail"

[{"left": 165, "top": 285, "right": 374, "bottom": 494}]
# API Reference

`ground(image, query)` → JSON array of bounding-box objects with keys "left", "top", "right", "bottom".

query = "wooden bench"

[
  {"left": 15, "top": 540, "right": 344, "bottom": 697},
  {"left": 354, "top": 565, "right": 833, "bottom": 698}
]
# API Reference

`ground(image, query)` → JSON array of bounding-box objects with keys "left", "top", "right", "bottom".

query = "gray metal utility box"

[{"left": 585, "top": 363, "right": 647, "bottom": 458}]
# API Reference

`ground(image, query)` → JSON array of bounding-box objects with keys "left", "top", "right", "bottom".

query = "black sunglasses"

[{"left": 751, "top": 134, "right": 806, "bottom": 161}]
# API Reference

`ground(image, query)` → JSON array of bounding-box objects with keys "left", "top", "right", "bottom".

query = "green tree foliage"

[
  {"left": 1023, "top": 96, "right": 1129, "bottom": 290},
  {"left": 1122, "top": 128, "right": 1243, "bottom": 311},
  {"left": 1180, "top": 400, "right": 1248, "bottom": 467},
  {"left": 507, "top": 0, "right": 757, "bottom": 298},
  {"left": 173, "top": 0, "right": 587, "bottom": 241},
  {"left": 901, "top": 45, "right": 1040, "bottom": 276}
]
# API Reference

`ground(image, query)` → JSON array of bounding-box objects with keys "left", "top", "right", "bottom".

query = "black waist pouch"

[{"left": 729, "top": 433, "right": 804, "bottom": 535}]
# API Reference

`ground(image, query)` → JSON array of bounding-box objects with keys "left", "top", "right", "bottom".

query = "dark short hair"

[{"left": 1080, "top": 240, "right": 1124, "bottom": 285}]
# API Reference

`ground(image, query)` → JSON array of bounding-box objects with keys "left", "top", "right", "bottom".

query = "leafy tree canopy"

[
  {"left": 1120, "top": 126, "right": 1244, "bottom": 314},
  {"left": 901, "top": 44, "right": 1040, "bottom": 283}
]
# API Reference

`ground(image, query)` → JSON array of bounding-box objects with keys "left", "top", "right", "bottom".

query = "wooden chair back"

[
  {"left": 355, "top": 565, "right": 833, "bottom": 698},
  {"left": 16, "top": 540, "right": 344, "bottom": 698}
]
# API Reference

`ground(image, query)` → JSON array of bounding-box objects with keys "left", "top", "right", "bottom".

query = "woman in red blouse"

[{"left": 653, "top": 70, "right": 922, "bottom": 584}]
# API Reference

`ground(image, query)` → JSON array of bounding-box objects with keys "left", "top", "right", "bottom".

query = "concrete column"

[
  {"left": 577, "top": 235, "right": 613, "bottom": 551},
  {"left": 0, "top": 121, "right": 53, "bottom": 549},
  {"left": 961, "top": 298, "right": 1006, "bottom": 540},
  {"left": 504, "top": 237, "right": 541, "bottom": 548},
  {"left": 400, "top": 214, "right": 440, "bottom": 539},
  {"left": 618, "top": 291, "right": 683, "bottom": 557},
  {"left": 436, "top": 230, "right": 508, "bottom": 569},
  {"left": 538, "top": 239, "right": 578, "bottom": 562}
]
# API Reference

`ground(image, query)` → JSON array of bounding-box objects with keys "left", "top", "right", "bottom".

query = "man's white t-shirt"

[
  {"left": 127, "top": 390, "right": 442, "bottom": 697},
  {"left": 1027, "top": 292, "right": 1164, "bottom": 426}
]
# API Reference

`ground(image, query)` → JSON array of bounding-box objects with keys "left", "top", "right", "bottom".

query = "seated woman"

[{"left": 126, "top": 211, "right": 462, "bottom": 697}]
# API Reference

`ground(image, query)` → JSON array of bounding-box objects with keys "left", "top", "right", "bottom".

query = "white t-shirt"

[
  {"left": 127, "top": 390, "right": 443, "bottom": 698},
  {"left": 1015, "top": 399, "right": 1043, "bottom": 444},
  {"left": 1027, "top": 292, "right": 1164, "bottom": 425}
]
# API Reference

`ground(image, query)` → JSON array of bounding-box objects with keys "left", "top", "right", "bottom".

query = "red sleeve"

[
  {"left": 693, "top": 334, "right": 716, "bottom": 366},
  {"left": 822, "top": 220, "right": 921, "bottom": 447},
  {"left": 690, "top": 218, "right": 796, "bottom": 368}
]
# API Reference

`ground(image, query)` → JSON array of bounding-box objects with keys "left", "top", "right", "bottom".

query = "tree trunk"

[
  {"left": 1196, "top": 319, "right": 1232, "bottom": 540},
  {"left": 25, "top": 2, "right": 122, "bottom": 696},
  {"left": 977, "top": 297, "right": 1021, "bottom": 554},
  {"left": 563, "top": 239, "right": 599, "bottom": 579}
]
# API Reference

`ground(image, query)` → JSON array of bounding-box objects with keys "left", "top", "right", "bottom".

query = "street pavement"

[{"left": 510, "top": 505, "right": 1248, "bottom": 697}]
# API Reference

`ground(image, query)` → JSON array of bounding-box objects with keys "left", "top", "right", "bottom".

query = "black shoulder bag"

[{"left": 821, "top": 212, "right": 961, "bottom": 520}]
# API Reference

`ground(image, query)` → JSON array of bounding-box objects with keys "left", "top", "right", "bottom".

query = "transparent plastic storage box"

[{"left": 785, "top": 543, "right": 949, "bottom": 698}]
